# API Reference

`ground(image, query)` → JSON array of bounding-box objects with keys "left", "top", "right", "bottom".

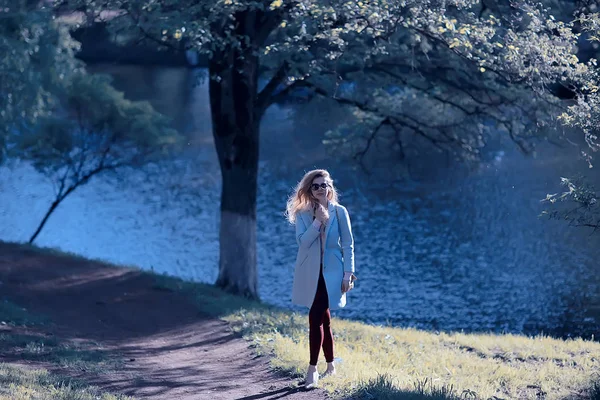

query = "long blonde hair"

[{"left": 285, "top": 169, "right": 339, "bottom": 224}]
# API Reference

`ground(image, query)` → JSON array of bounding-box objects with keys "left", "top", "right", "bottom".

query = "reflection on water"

[{"left": 1, "top": 64, "right": 598, "bottom": 340}]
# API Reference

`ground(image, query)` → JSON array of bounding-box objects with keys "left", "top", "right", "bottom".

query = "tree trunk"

[
  {"left": 29, "top": 197, "right": 62, "bottom": 244},
  {"left": 209, "top": 45, "right": 260, "bottom": 299},
  {"left": 28, "top": 167, "right": 105, "bottom": 244}
]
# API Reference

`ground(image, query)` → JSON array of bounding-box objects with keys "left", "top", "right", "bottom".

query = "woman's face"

[{"left": 310, "top": 176, "right": 329, "bottom": 202}]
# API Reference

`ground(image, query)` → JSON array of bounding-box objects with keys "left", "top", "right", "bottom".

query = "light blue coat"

[{"left": 291, "top": 202, "right": 355, "bottom": 310}]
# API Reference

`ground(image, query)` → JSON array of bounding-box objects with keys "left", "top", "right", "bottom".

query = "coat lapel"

[
  {"left": 324, "top": 202, "right": 337, "bottom": 245},
  {"left": 301, "top": 209, "right": 313, "bottom": 228}
]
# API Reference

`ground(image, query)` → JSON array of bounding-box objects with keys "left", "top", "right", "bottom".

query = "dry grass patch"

[
  {"left": 0, "top": 332, "right": 123, "bottom": 373},
  {"left": 262, "top": 315, "right": 600, "bottom": 399},
  {"left": 152, "top": 274, "right": 600, "bottom": 400},
  {"left": 0, "top": 363, "right": 133, "bottom": 400}
]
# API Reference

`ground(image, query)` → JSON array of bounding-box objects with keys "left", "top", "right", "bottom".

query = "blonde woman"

[{"left": 285, "top": 169, "right": 356, "bottom": 389}]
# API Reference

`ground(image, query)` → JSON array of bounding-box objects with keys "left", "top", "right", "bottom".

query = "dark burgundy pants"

[{"left": 309, "top": 267, "right": 334, "bottom": 365}]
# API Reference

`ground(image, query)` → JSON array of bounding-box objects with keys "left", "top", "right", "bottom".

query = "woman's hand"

[
  {"left": 341, "top": 272, "right": 356, "bottom": 293},
  {"left": 315, "top": 204, "right": 329, "bottom": 223}
]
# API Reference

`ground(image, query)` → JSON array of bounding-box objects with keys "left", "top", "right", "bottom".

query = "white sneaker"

[
  {"left": 322, "top": 363, "right": 336, "bottom": 378},
  {"left": 305, "top": 366, "right": 319, "bottom": 389}
]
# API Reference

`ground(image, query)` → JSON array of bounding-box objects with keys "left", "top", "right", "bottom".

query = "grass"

[
  {"left": 0, "top": 295, "right": 123, "bottom": 374},
  {"left": 4, "top": 240, "right": 600, "bottom": 399},
  {"left": 0, "top": 299, "right": 50, "bottom": 327},
  {"left": 0, "top": 269, "right": 129, "bottom": 399},
  {"left": 0, "top": 363, "right": 133, "bottom": 400},
  {"left": 151, "top": 273, "right": 600, "bottom": 400},
  {"left": 354, "top": 375, "right": 463, "bottom": 400},
  {"left": 0, "top": 333, "right": 123, "bottom": 373}
]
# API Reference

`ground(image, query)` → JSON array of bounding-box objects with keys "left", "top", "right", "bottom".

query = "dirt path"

[{"left": 0, "top": 242, "right": 328, "bottom": 400}]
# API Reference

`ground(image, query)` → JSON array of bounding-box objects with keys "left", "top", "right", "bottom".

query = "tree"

[
  {"left": 541, "top": 176, "right": 599, "bottom": 231},
  {"left": 68, "top": 0, "right": 600, "bottom": 298},
  {"left": 16, "top": 72, "right": 181, "bottom": 243},
  {"left": 320, "top": 1, "right": 595, "bottom": 174},
  {"left": 66, "top": 0, "right": 397, "bottom": 299},
  {"left": 540, "top": 8, "right": 600, "bottom": 232},
  {"left": 0, "top": 1, "right": 82, "bottom": 163}
]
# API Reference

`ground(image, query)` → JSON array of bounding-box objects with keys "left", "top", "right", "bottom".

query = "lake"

[{"left": 1, "top": 63, "right": 598, "bottom": 340}]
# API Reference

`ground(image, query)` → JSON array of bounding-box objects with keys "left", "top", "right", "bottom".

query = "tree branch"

[
  {"left": 264, "top": 75, "right": 311, "bottom": 106},
  {"left": 367, "top": 59, "right": 557, "bottom": 154},
  {"left": 410, "top": 26, "right": 527, "bottom": 87},
  {"left": 369, "top": 64, "right": 492, "bottom": 114},
  {"left": 122, "top": 8, "right": 186, "bottom": 52},
  {"left": 296, "top": 79, "right": 464, "bottom": 154},
  {"left": 354, "top": 117, "right": 391, "bottom": 174},
  {"left": 256, "top": 61, "right": 290, "bottom": 116}
]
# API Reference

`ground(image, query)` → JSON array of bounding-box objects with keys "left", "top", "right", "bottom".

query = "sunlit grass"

[
  {"left": 0, "top": 261, "right": 127, "bottom": 398},
  {"left": 0, "top": 363, "right": 133, "bottom": 400},
  {"left": 0, "top": 295, "right": 123, "bottom": 375},
  {"left": 0, "top": 333, "right": 123, "bottom": 373},
  {"left": 154, "top": 273, "right": 600, "bottom": 400}
]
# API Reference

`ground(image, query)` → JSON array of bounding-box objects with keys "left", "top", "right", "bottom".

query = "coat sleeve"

[
  {"left": 338, "top": 205, "right": 355, "bottom": 273},
  {"left": 296, "top": 213, "right": 320, "bottom": 249}
]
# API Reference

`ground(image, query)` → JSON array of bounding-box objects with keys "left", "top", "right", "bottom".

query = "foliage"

[
  {"left": 556, "top": 11, "right": 600, "bottom": 165},
  {"left": 540, "top": 7, "right": 600, "bottom": 231},
  {"left": 16, "top": 72, "right": 181, "bottom": 176},
  {"left": 0, "top": 1, "right": 83, "bottom": 163},
  {"left": 0, "top": 1, "right": 183, "bottom": 242},
  {"left": 541, "top": 175, "right": 599, "bottom": 230},
  {"left": 69, "top": 1, "right": 599, "bottom": 168},
  {"left": 0, "top": 2, "right": 183, "bottom": 242},
  {"left": 13, "top": 72, "right": 182, "bottom": 242},
  {"left": 316, "top": 0, "right": 594, "bottom": 172}
]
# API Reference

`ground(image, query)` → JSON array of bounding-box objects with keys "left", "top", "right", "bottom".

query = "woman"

[{"left": 285, "top": 169, "right": 356, "bottom": 389}]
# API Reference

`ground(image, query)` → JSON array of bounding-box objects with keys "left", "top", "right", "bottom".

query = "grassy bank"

[
  {"left": 0, "top": 364, "right": 132, "bottom": 400},
  {"left": 0, "top": 299, "right": 122, "bottom": 374},
  {"left": 152, "top": 275, "right": 600, "bottom": 400},
  {"left": 3, "top": 242, "right": 600, "bottom": 399},
  {"left": 0, "top": 272, "right": 131, "bottom": 399}
]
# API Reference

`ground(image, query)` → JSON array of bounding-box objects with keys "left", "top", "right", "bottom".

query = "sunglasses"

[{"left": 311, "top": 183, "right": 329, "bottom": 191}]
